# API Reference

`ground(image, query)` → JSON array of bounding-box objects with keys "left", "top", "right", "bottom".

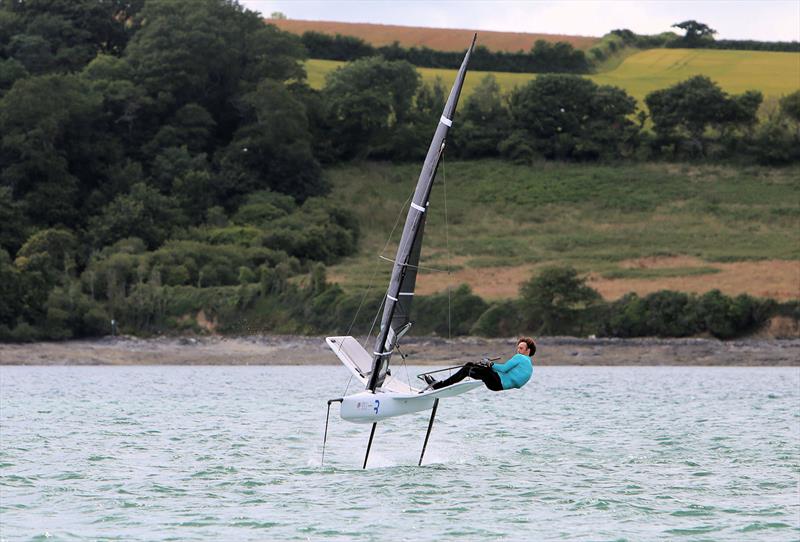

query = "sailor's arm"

[{"left": 492, "top": 355, "right": 523, "bottom": 373}]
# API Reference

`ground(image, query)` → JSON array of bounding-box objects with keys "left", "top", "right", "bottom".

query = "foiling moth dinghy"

[{"left": 322, "top": 35, "right": 480, "bottom": 469}]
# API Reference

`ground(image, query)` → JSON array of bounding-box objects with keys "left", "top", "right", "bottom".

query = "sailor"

[{"left": 424, "top": 337, "right": 535, "bottom": 392}]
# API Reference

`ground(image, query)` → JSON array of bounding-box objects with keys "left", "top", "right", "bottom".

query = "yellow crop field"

[
  {"left": 591, "top": 49, "right": 800, "bottom": 103},
  {"left": 306, "top": 48, "right": 800, "bottom": 107}
]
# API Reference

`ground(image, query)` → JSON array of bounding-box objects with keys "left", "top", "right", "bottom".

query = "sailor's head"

[{"left": 517, "top": 337, "right": 536, "bottom": 357}]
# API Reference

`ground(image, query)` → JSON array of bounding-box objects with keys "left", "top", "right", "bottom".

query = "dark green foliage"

[
  {"left": 663, "top": 20, "right": 798, "bottom": 51},
  {"left": 261, "top": 197, "right": 360, "bottom": 264},
  {"left": 301, "top": 32, "right": 590, "bottom": 73},
  {"left": 323, "top": 57, "right": 420, "bottom": 159},
  {"left": 0, "top": 73, "right": 107, "bottom": 226},
  {"left": 412, "top": 285, "right": 489, "bottom": 336},
  {"left": 780, "top": 91, "right": 800, "bottom": 123},
  {"left": 452, "top": 74, "right": 510, "bottom": 158},
  {"left": 372, "top": 77, "right": 447, "bottom": 161},
  {"left": 693, "top": 289, "right": 774, "bottom": 339},
  {"left": 0, "top": 186, "right": 28, "bottom": 253},
  {"left": 519, "top": 266, "right": 602, "bottom": 335},
  {"left": 0, "top": 249, "right": 23, "bottom": 327},
  {"left": 670, "top": 20, "right": 716, "bottom": 47},
  {"left": 645, "top": 76, "right": 762, "bottom": 157},
  {"left": 1, "top": 0, "right": 141, "bottom": 74},
  {"left": 232, "top": 190, "right": 296, "bottom": 226},
  {"left": 470, "top": 300, "right": 524, "bottom": 337},
  {"left": 88, "top": 183, "right": 184, "bottom": 249},
  {"left": 598, "top": 289, "right": 775, "bottom": 339},
  {"left": 124, "top": 0, "right": 302, "bottom": 118},
  {"left": 218, "top": 79, "right": 325, "bottom": 201},
  {"left": 301, "top": 31, "right": 374, "bottom": 61},
  {"left": 701, "top": 40, "right": 800, "bottom": 52},
  {"left": 0, "top": 58, "right": 28, "bottom": 95},
  {"left": 505, "top": 75, "right": 639, "bottom": 161}
]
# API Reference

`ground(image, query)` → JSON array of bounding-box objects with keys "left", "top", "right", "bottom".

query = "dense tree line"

[
  {"left": 0, "top": 0, "right": 356, "bottom": 340},
  {"left": 321, "top": 59, "right": 799, "bottom": 164},
  {"left": 667, "top": 20, "right": 800, "bottom": 52},
  {"left": 300, "top": 31, "right": 591, "bottom": 73},
  {"left": 590, "top": 25, "right": 798, "bottom": 66},
  {"left": 0, "top": 1, "right": 797, "bottom": 341}
]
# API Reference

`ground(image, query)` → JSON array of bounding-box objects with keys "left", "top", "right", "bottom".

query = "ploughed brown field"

[
  {"left": 410, "top": 257, "right": 800, "bottom": 302},
  {"left": 268, "top": 19, "right": 600, "bottom": 52}
]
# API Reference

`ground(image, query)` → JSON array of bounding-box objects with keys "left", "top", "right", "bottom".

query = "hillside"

[
  {"left": 306, "top": 48, "right": 800, "bottom": 106},
  {"left": 592, "top": 49, "right": 800, "bottom": 103},
  {"left": 325, "top": 161, "right": 800, "bottom": 302},
  {"left": 268, "top": 18, "right": 599, "bottom": 52}
]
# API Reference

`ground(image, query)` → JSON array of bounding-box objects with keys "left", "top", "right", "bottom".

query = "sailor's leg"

[
  {"left": 432, "top": 363, "right": 473, "bottom": 389},
  {"left": 469, "top": 365, "right": 504, "bottom": 391}
]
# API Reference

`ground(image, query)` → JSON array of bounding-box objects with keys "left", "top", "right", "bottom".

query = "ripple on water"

[
  {"left": 739, "top": 521, "right": 793, "bottom": 532},
  {"left": 1, "top": 365, "right": 798, "bottom": 541}
]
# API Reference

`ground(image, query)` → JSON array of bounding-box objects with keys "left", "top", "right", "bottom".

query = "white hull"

[
  {"left": 326, "top": 336, "right": 483, "bottom": 423},
  {"left": 340, "top": 382, "right": 482, "bottom": 423}
]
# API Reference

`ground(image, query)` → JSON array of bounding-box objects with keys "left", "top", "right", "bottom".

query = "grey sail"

[{"left": 366, "top": 34, "right": 476, "bottom": 392}]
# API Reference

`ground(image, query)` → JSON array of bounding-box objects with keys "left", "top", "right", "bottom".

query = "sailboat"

[{"left": 323, "top": 35, "right": 480, "bottom": 468}]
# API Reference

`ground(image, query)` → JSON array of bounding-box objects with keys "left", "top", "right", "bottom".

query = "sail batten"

[{"left": 366, "top": 34, "right": 476, "bottom": 392}]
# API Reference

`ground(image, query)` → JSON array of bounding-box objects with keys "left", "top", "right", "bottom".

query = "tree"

[
  {"left": 0, "top": 186, "right": 28, "bottom": 254},
  {"left": 217, "top": 79, "right": 325, "bottom": 202},
  {"left": 377, "top": 77, "right": 447, "bottom": 160},
  {"left": 519, "top": 266, "right": 600, "bottom": 335},
  {"left": 672, "top": 20, "right": 716, "bottom": 47},
  {"left": 323, "top": 57, "right": 420, "bottom": 158},
  {"left": 505, "top": 74, "right": 638, "bottom": 160},
  {"left": 88, "top": 183, "right": 183, "bottom": 249},
  {"left": 0, "top": 249, "right": 23, "bottom": 327},
  {"left": 1, "top": 0, "right": 143, "bottom": 73},
  {"left": 645, "top": 75, "right": 762, "bottom": 156},
  {"left": 453, "top": 74, "right": 510, "bottom": 158},
  {"left": 125, "top": 0, "right": 305, "bottom": 131},
  {"left": 780, "top": 90, "right": 800, "bottom": 129},
  {"left": 0, "top": 73, "right": 106, "bottom": 227}
]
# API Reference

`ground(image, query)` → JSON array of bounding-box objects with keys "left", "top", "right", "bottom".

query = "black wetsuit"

[{"left": 431, "top": 362, "right": 503, "bottom": 391}]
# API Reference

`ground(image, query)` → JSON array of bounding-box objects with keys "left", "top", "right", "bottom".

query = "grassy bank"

[
  {"left": 324, "top": 161, "right": 800, "bottom": 300},
  {"left": 306, "top": 48, "right": 800, "bottom": 105}
]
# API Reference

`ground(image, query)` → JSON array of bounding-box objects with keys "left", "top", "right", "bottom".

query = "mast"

[{"left": 366, "top": 34, "right": 476, "bottom": 392}]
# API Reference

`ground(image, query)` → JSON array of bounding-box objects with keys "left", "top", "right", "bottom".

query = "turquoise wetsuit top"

[{"left": 491, "top": 353, "right": 533, "bottom": 390}]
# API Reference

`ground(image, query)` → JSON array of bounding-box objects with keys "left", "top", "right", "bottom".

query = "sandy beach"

[{"left": 1, "top": 335, "right": 798, "bottom": 366}]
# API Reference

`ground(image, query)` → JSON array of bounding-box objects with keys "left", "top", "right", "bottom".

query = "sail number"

[{"left": 355, "top": 400, "right": 381, "bottom": 415}]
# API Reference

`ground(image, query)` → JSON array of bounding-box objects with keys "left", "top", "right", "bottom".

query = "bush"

[
  {"left": 520, "top": 266, "right": 601, "bottom": 335},
  {"left": 471, "top": 300, "right": 524, "bottom": 337},
  {"left": 413, "top": 285, "right": 488, "bottom": 336}
]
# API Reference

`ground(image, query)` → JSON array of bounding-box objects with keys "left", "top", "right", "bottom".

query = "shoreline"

[{"left": 1, "top": 335, "right": 798, "bottom": 366}]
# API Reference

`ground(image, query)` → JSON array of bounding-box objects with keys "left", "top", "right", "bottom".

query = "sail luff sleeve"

[{"left": 366, "top": 35, "right": 476, "bottom": 392}]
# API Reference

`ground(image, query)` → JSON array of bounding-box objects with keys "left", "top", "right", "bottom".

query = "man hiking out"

[{"left": 424, "top": 337, "right": 535, "bottom": 392}]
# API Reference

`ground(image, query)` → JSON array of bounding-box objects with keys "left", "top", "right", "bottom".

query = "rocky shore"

[{"left": 1, "top": 335, "right": 798, "bottom": 366}]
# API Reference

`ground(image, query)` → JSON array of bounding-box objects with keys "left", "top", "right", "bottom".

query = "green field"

[
  {"left": 325, "top": 161, "right": 800, "bottom": 296},
  {"left": 306, "top": 48, "right": 800, "bottom": 106}
]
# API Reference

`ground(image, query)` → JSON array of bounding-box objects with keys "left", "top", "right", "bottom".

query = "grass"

[
  {"left": 306, "top": 48, "right": 800, "bottom": 106},
  {"left": 591, "top": 48, "right": 800, "bottom": 104},
  {"left": 324, "top": 161, "right": 800, "bottom": 292},
  {"left": 600, "top": 267, "right": 721, "bottom": 279}
]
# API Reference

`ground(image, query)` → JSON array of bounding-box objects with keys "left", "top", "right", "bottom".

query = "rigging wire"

[
  {"left": 442, "top": 156, "right": 453, "bottom": 341},
  {"left": 341, "top": 374, "right": 353, "bottom": 398},
  {"left": 359, "top": 185, "right": 416, "bottom": 350}
]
